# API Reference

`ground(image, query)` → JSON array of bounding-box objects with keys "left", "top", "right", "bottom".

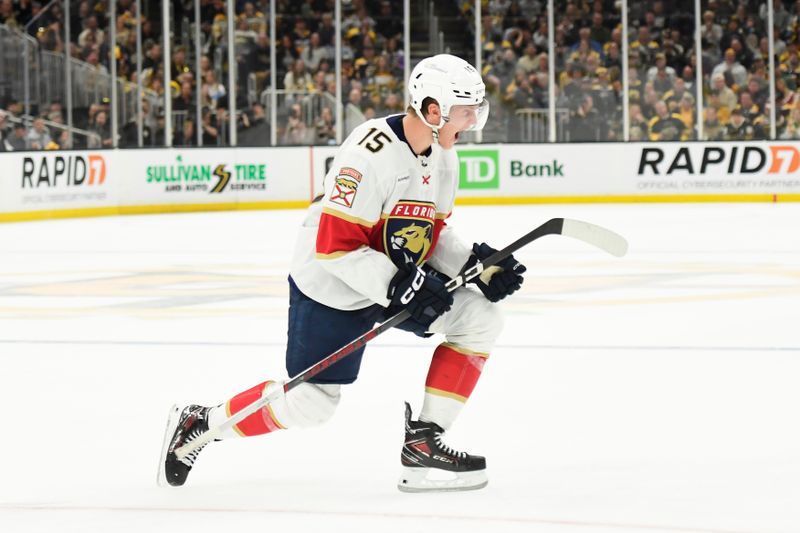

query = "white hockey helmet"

[{"left": 408, "top": 54, "right": 489, "bottom": 131}]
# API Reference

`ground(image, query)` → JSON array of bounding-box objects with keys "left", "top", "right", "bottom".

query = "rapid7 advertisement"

[
  {"left": 1, "top": 152, "right": 116, "bottom": 213},
  {"left": 455, "top": 142, "right": 800, "bottom": 198}
]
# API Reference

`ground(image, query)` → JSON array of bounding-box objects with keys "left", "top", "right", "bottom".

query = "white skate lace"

[
  {"left": 179, "top": 427, "right": 208, "bottom": 467},
  {"left": 433, "top": 432, "right": 467, "bottom": 459}
]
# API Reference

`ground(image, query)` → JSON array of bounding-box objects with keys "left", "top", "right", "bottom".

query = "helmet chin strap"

[
  {"left": 414, "top": 105, "right": 446, "bottom": 146},
  {"left": 419, "top": 115, "right": 445, "bottom": 146}
]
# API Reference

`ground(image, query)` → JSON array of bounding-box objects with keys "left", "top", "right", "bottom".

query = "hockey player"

[{"left": 158, "top": 54, "right": 527, "bottom": 492}]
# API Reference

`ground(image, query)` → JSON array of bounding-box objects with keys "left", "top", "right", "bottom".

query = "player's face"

[
  {"left": 448, "top": 104, "right": 481, "bottom": 130},
  {"left": 438, "top": 101, "right": 489, "bottom": 149}
]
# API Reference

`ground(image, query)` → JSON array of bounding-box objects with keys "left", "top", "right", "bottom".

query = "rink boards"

[{"left": 2, "top": 141, "right": 800, "bottom": 222}]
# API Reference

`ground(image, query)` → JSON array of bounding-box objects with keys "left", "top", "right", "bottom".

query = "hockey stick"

[{"left": 175, "top": 218, "right": 627, "bottom": 459}]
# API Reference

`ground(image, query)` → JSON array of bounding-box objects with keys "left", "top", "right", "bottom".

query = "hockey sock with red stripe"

[
  {"left": 208, "top": 381, "right": 286, "bottom": 439},
  {"left": 420, "top": 343, "right": 487, "bottom": 430}
]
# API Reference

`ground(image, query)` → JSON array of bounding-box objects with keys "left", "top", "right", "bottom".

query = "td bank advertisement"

[{"left": 455, "top": 142, "right": 800, "bottom": 199}]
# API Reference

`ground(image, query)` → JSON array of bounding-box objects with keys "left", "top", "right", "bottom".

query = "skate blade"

[
  {"left": 156, "top": 404, "right": 181, "bottom": 488},
  {"left": 397, "top": 466, "right": 488, "bottom": 493}
]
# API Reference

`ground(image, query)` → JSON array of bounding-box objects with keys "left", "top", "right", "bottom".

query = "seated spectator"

[
  {"left": 662, "top": 29, "right": 688, "bottom": 74},
  {"left": 313, "top": 106, "right": 335, "bottom": 145},
  {"left": 703, "top": 106, "right": 725, "bottom": 140},
  {"left": 239, "top": 103, "right": 270, "bottom": 147},
  {"left": 511, "top": 74, "right": 545, "bottom": 109},
  {"left": 283, "top": 59, "right": 313, "bottom": 92},
  {"left": 201, "top": 108, "right": 220, "bottom": 146},
  {"left": 516, "top": 43, "right": 540, "bottom": 75},
  {"left": 91, "top": 110, "right": 113, "bottom": 148},
  {"left": 142, "top": 42, "right": 162, "bottom": 72},
  {"left": 663, "top": 78, "right": 690, "bottom": 112},
  {"left": 780, "top": 105, "right": 800, "bottom": 139},
  {"left": 0, "top": 0, "right": 22, "bottom": 28},
  {"left": 589, "top": 12, "right": 610, "bottom": 44},
  {"left": 746, "top": 77, "right": 768, "bottom": 109},
  {"left": 680, "top": 65, "right": 696, "bottom": 93},
  {"left": 375, "top": 1, "right": 401, "bottom": 40},
  {"left": 318, "top": 12, "right": 336, "bottom": 47},
  {"left": 244, "top": 33, "right": 271, "bottom": 92},
  {"left": 383, "top": 92, "right": 404, "bottom": 115},
  {"left": 172, "top": 46, "right": 192, "bottom": 81},
  {"left": 175, "top": 118, "right": 196, "bottom": 146},
  {"left": 173, "top": 81, "right": 195, "bottom": 112},
  {"left": 7, "top": 122, "right": 29, "bottom": 151},
  {"left": 78, "top": 15, "right": 105, "bottom": 49},
  {"left": 202, "top": 70, "right": 226, "bottom": 110},
  {"left": 26, "top": 118, "right": 52, "bottom": 150},
  {"left": 630, "top": 25, "right": 660, "bottom": 66},
  {"left": 729, "top": 37, "right": 753, "bottom": 70},
  {"left": 725, "top": 106, "right": 757, "bottom": 140},
  {"left": 239, "top": 2, "right": 266, "bottom": 33},
  {"left": 569, "top": 94, "right": 605, "bottom": 141},
  {"left": 301, "top": 32, "right": 329, "bottom": 72},
  {"left": 283, "top": 102, "right": 309, "bottom": 145},
  {"left": 738, "top": 91, "right": 762, "bottom": 123},
  {"left": 120, "top": 108, "right": 154, "bottom": 147},
  {"left": 710, "top": 73, "right": 738, "bottom": 113},
  {"left": 676, "top": 94, "right": 696, "bottom": 136},
  {"left": 54, "top": 129, "right": 72, "bottom": 150},
  {"left": 648, "top": 100, "right": 685, "bottom": 140},
  {"left": 700, "top": 10, "right": 722, "bottom": 48},
  {"left": 640, "top": 81, "right": 659, "bottom": 118},
  {"left": 712, "top": 48, "right": 748, "bottom": 89},
  {"left": 604, "top": 41, "right": 622, "bottom": 69},
  {"left": 647, "top": 53, "right": 676, "bottom": 87},
  {"left": 629, "top": 103, "right": 649, "bottom": 135},
  {"left": 0, "top": 110, "right": 11, "bottom": 151}
]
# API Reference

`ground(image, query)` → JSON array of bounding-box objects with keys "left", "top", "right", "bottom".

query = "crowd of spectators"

[
  {"left": 466, "top": 0, "right": 800, "bottom": 141},
  {"left": 1, "top": 0, "right": 408, "bottom": 149},
  {"left": 4, "top": 0, "right": 800, "bottom": 150}
]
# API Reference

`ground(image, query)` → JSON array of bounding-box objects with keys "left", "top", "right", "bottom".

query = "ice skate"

[
  {"left": 157, "top": 404, "right": 215, "bottom": 487},
  {"left": 398, "top": 402, "right": 488, "bottom": 492}
]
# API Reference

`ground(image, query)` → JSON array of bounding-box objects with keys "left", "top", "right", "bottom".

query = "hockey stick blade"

[
  {"left": 173, "top": 218, "right": 626, "bottom": 461},
  {"left": 561, "top": 219, "right": 628, "bottom": 257}
]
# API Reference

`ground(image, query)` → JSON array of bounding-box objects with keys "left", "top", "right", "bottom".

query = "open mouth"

[{"left": 455, "top": 132, "right": 460, "bottom": 141}]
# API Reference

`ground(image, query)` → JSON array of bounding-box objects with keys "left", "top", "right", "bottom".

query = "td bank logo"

[{"left": 458, "top": 150, "right": 499, "bottom": 189}]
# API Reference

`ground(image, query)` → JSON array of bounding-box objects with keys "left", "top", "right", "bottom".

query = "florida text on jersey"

[{"left": 290, "top": 115, "right": 472, "bottom": 311}]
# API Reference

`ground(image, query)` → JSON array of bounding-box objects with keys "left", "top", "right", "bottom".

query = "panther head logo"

[{"left": 390, "top": 223, "right": 432, "bottom": 264}]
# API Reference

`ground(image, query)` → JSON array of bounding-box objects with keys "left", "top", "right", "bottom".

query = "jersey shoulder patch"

[{"left": 328, "top": 167, "right": 363, "bottom": 208}]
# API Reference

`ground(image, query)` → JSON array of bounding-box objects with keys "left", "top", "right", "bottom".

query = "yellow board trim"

[
  {"left": 0, "top": 201, "right": 310, "bottom": 224},
  {"left": 425, "top": 387, "right": 468, "bottom": 403},
  {"left": 455, "top": 194, "right": 800, "bottom": 205},
  {"left": 3, "top": 194, "right": 799, "bottom": 224}
]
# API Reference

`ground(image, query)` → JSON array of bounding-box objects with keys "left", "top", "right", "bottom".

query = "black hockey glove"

[
  {"left": 387, "top": 261, "right": 454, "bottom": 326},
  {"left": 464, "top": 242, "right": 527, "bottom": 302}
]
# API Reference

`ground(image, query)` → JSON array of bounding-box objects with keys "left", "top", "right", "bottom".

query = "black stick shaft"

[{"left": 283, "top": 218, "right": 565, "bottom": 394}]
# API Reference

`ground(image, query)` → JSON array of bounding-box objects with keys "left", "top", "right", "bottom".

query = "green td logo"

[{"left": 458, "top": 150, "right": 499, "bottom": 189}]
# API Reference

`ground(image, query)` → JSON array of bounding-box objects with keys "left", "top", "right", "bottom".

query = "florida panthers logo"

[
  {"left": 383, "top": 201, "right": 436, "bottom": 267},
  {"left": 390, "top": 223, "right": 432, "bottom": 264}
]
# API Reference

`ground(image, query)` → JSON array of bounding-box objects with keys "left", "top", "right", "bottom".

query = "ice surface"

[{"left": 1, "top": 203, "right": 798, "bottom": 533}]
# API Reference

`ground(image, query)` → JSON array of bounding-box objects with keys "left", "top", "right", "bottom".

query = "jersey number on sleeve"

[{"left": 358, "top": 128, "right": 393, "bottom": 153}]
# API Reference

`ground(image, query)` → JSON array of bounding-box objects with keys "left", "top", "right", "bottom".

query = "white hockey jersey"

[{"left": 289, "top": 115, "right": 472, "bottom": 311}]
